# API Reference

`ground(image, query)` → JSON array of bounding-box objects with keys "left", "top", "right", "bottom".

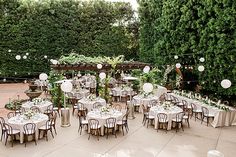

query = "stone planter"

[{"left": 61, "top": 108, "right": 71, "bottom": 127}]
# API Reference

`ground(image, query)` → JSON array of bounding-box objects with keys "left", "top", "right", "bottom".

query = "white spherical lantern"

[
  {"left": 8, "top": 49, "right": 12, "bottom": 52},
  {"left": 199, "top": 57, "right": 205, "bottom": 62},
  {"left": 174, "top": 55, "right": 178, "bottom": 59},
  {"left": 39, "top": 73, "right": 48, "bottom": 81},
  {"left": 176, "top": 63, "right": 181, "bottom": 68},
  {"left": 61, "top": 81, "right": 73, "bottom": 92},
  {"left": 15, "top": 55, "right": 21, "bottom": 60},
  {"left": 221, "top": 79, "right": 232, "bottom": 89},
  {"left": 52, "top": 60, "right": 58, "bottom": 65},
  {"left": 142, "top": 83, "right": 154, "bottom": 93},
  {"left": 97, "top": 64, "right": 102, "bottom": 69},
  {"left": 23, "top": 55, "right": 27, "bottom": 59},
  {"left": 3, "top": 78, "right": 6, "bottom": 82},
  {"left": 143, "top": 66, "right": 150, "bottom": 73},
  {"left": 99, "top": 72, "right": 106, "bottom": 80},
  {"left": 26, "top": 53, "right": 29, "bottom": 56},
  {"left": 44, "top": 55, "right": 47, "bottom": 59},
  {"left": 198, "top": 65, "right": 205, "bottom": 72}
]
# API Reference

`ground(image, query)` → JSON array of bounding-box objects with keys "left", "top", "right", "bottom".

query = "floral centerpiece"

[
  {"left": 88, "top": 94, "right": 96, "bottom": 101},
  {"left": 24, "top": 110, "right": 35, "bottom": 119},
  {"left": 32, "top": 98, "right": 43, "bottom": 105},
  {"left": 100, "top": 106, "right": 110, "bottom": 113},
  {"left": 162, "top": 101, "right": 172, "bottom": 110}
]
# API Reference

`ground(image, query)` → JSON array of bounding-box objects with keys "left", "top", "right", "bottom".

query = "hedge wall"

[
  {"left": 0, "top": 0, "right": 138, "bottom": 78},
  {"left": 139, "top": 0, "right": 236, "bottom": 97}
]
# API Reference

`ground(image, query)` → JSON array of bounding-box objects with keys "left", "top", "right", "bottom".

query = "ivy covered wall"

[
  {"left": 139, "top": 0, "right": 236, "bottom": 97},
  {"left": 0, "top": 0, "right": 138, "bottom": 77}
]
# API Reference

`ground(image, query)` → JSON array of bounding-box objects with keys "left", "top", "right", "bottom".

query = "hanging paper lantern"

[
  {"left": 15, "top": 55, "right": 21, "bottom": 60},
  {"left": 61, "top": 81, "right": 73, "bottom": 92},
  {"left": 199, "top": 57, "right": 205, "bottom": 62},
  {"left": 23, "top": 55, "right": 27, "bottom": 59},
  {"left": 143, "top": 66, "right": 150, "bottom": 73},
  {"left": 198, "top": 65, "right": 205, "bottom": 72},
  {"left": 176, "top": 63, "right": 181, "bottom": 68},
  {"left": 26, "top": 53, "right": 29, "bottom": 56},
  {"left": 174, "top": 55, "right": 178, "bottom": 59},
  {"left": 39, "top": 73, "right": 48, "bottom": 81},
  {"left": 8, "top": 49, "right": 12, "bottom": 52},
  {"left": 44, "top": 55, "right": 47, "bottom": 59},
  {"left": 221, "top": 79, "right": 231, "bottom": 89},
  {"left": 142, "top": 83, "right": 154, "bottom": 93},
  {"left": 97, "top": 64, "right": 102, "bottom": 69},
  {"left": 99, "top": 72, "right": 106, "bottom": 80}
]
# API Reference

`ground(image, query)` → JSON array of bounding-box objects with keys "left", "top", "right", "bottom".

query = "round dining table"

[
  {"left": 8, "top": 113, "right": 48, "bottom": 143},
  {"left": 78, "top": 97, "right": 106, "bottom": 111},
  {"left": 22, "top": 100, "right": 52, "bottom": 113},
  {"left": 133, "top": 94, "right": 159, "bottom": 112},
  {"left": 149, "top": 105, "right": 183, "bottom": 130},
  {"left": 87, "top": 109, "right": 124, "bottom": 135}
]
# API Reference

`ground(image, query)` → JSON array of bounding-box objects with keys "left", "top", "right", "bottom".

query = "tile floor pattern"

[{"left": 0, "top": 83, "right": 236, "bottom": 157}]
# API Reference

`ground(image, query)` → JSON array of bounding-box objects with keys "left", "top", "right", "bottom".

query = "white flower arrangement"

[
  {"left": 88, "top": 94, "right": 96, "bottom": 101},
  {"left": 24, "top": 110, "right": 35, "bottom": 119},
  {"left": 32, "top": 98, "right": 43, "bottom": 105},
  {"left": 100, "top": 106, "right": 110, "bottom": 113},
  {"left": 162, "top": 101, "right": 172, "bottom": 110}
]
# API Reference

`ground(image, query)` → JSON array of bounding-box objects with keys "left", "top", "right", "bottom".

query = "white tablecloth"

[
  {"left": 149, "top": 105, "right": 183, "bottom": 130},
  {"left": 78, "top": 97, "right": 106, "bottom": 111},
  {"left": 153, "top": 85, "right": 167, "bottom": 98},
  {"left": 22, "top": 101, "right": 52, "bottom": 113},
  {"left": 87, "top": 110, "right": 124, "bottom": 135},
  {"left": 8, "top": 113, "right": 48, "bottom": 143},
  {"left": 72, "top": 89, "right": 90, "bottom": 98},
  {"left": 133, "top": 95, "right": 159, "bottom": 112},
  {"left": 169, "top": 93, "right": 236, "bottom": 128}
]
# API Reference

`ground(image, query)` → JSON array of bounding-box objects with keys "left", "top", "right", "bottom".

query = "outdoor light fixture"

[{"left": 221, "top": 79, "right": 231, "bottom": 89}]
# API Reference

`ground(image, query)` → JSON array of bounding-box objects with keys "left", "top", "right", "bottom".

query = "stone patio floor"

[{"left": 0, "top": 83, "right": 236, "bottom": 157}]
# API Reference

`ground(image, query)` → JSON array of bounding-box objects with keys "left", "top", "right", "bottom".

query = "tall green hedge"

[
  {"left": 139, "top": 0, "right": 236, "bottom": 97},
  {"left": 0, "top": 0, "right": 138, "bottom": 77}
]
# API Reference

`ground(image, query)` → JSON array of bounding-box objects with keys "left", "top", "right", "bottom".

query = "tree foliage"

[
  {"left": 0, "top": 0, "right": 138, "bottom": 77},
  {"left": 139, "top": 0, "right": 236, "bottom": 97}
]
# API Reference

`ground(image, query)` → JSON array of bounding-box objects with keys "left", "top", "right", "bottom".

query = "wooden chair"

[
  {"left": 92, "top": 102, "right": 103, "bottom": 110},
  {"left": 71, "top": 97, "right": 79, "bottom": 115},
  {"left": 112, "top": 104, "right": 122, "bottom": 111},
  {"left": 7, "top": 112, "right": 15, "bottom": 119},
  {"left": 116, "top": 111, "right": 129, "bottom": 135},
  {"left": 201, "top": 107, "right": 214, "bottom": 126},
  {"left": 3, "top": 123, "right": 20, "bottom": 147},
  {"left": 78, "top": 114, "right": 88, "bottom": 135},
  {"left": 148, "top": 100, "right": 159, "bottom": 108},
  {"left": 142, "top": 105, "right": 155, "bottom": 128},
  {"left": 88, "top": 119, "right": 101, "bottom": 141},
  {"left": 121, "top": 90, "right": 128, "bottom": 103},
  {"left": 191, "top": 103, "right": 202, "bottom": 121},
  {"left": 30, "top": 106, "right": 41, "bottom": 113},
  {"left": 76, "top": 102, "right": 87, "bottom": 115},
  {"left": 104, "top": 118, "right": 117, "bottom": 139},
  {"left": 23, "top": 123, "right": 37, "bottom": 147},
  {"left": 223, "top": 101, "right": 229, "bottom": 106},
  {"left": 156, "top": 113, "right": 168, "bottom": 133},
  {"left": 38, "top": 120, "right": 54, "bottom": 141},
  {"left": 111, "top": 90, "right": 120, "bottom": 102},
  {"left": 132, "top": 99, "right": 140, "bottom": 112},
  {"left": 44, "top": 104, "right": 53, "bottom": 117},
  {"left": 0, "top": 117, "right": 6, "bottom": 141},
  {"left": 172, "top": 112, "right": 185, "bottom": 132},
  {"left": 49, "top": 112, "right": 57, "bottom": 135}
]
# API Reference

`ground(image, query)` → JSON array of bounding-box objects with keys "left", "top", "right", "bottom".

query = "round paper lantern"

[
  {"left": 207, "top": 150, "right": 224, "bottom": 157},
  {"left": 61, "top": 81, "right": 73, "bottom": 92},
  {"left": 44, "top": 55, "right": 47, "bottom": 59},
  {"left": 221, "top": 79, "right": 231, "bottom": 89},
  {"left": 142, "top": 83, "right": 154, "bottom": 93},
  {"left": 8, "top": 49, "right": 11, "bottom": 52},
  {"left": 3, "top": 78, "right": 6, "bottom": 82},
  {"left": 99, "top": 72, "right": 106, "bottom": 80},
  {"left": 15, "top": 55, "right": 21, "bottom": 60},
  {"left": 199, "top": 57, "right": 205, "bottom": 62},
  {"left": 176, "top": 63, "right": 181, "bottom": 68},
  {"left": 198, "top": 65, "right": 205, "bottom": 72},
  {"left": 174, "top": 55, "right": 178, "bottom": 59},
  {"left": 97, "top": 64, "right": 102, "bottom": 69},
  {"left": 51, "top": 60, "right": 58, "bottom": 65},
  {"left": 39, "top": 73, "right": 48, "bottom": 81},
  {"left": 26, "top": 53, "right": 29, "bottom": 56},
  {"left": 23, "top": 55, "right": 27, "bottom": 59},
  {"left": 143, "top": 66, "right": 150, "bottom": 73}
]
